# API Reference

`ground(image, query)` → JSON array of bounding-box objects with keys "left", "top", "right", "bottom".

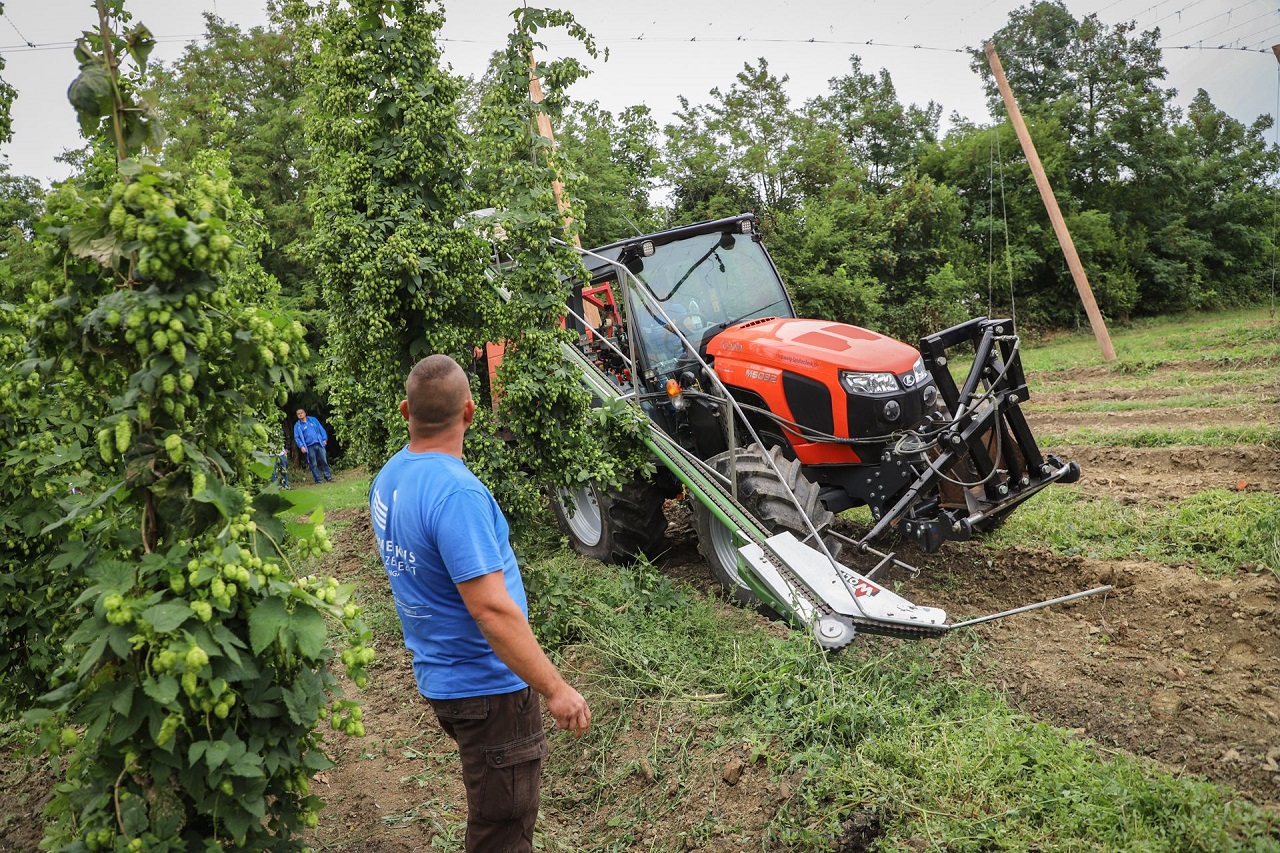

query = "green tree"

[
  {"left": 661, "top": 93, "right": 757, "bottom": 224},
  {"left": 1145, "top": 91, "right": 1280, "bottom": 312},
  {"left": 557, "top": 100, "right": 663, "bottom": 247},
  {"left": 812, "top": 55, "right": 940, "bottom": 191},
  {"left": 660, "top": 58, "right": 829, "bottom": 222},
  {"left": 150, "top": 6, "right": 313, "bottom": 300},
  {"left": 661, "top": 59, "right": 824, "bottom": 223},
  {"left": 302, "top": 0, "right": 491, "bottom": 471},
  {"left": 768, "top": 165, "right": 974, "bottom": 341},
  {"left": 0, "top": 164, "right": 45, "bottom": 299},
  {"left": 972, "top": 1, "right": 1079, "bottom": 114}
]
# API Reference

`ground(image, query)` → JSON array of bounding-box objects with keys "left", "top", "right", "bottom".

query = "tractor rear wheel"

[
  {"left": 693, "top": 444, "right": 842, "bottom": 613},
  {"left": 551, "top": 479, "right": 669, "bottom": 564}
]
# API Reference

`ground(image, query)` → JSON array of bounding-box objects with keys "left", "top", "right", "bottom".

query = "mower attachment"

[{"left": 741, "top": 532, "right": 949, "bottom": 648}]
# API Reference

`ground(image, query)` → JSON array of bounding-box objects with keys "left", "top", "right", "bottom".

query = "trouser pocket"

[{"left": 477, "top": 730, "right": 549, "bottom": 824}]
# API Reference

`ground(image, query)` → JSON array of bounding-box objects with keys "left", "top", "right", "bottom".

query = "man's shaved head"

[{"left": 405, "top": 355, "right": 472, "bottom": 439}]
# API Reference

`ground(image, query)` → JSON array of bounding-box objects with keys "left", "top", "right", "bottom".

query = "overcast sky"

[{"left": 2, "top": 0, "right": 1277, "bottom": 185}]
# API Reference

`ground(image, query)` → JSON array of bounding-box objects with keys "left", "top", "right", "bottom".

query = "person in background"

[
  {"left": 293, "top": 408, "right": 333, "bottom": 484},
  {"left": 270, "top": 442, "right": 290, "bottom": 490},
  {"left": 369, "top": 354, "right": 591, "bottom": 853}
]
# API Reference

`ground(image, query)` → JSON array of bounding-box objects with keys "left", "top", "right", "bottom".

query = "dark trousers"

[
  {"left": 304, "top": 442, "right": 332, "bottom": 483},
  {"left": 428, "top": 687, "right": 548, "bottom": 853},
  {"left": 271, "top": 455, "right": 289, "bottom": 488}
]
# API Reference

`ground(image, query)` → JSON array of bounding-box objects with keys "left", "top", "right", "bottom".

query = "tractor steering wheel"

[{"left": 684, "top": 300, "right": 704, "bottom": 331}]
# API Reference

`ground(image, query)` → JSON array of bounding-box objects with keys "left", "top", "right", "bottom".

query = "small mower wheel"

[
  {"left": 551, "top": 479, "right": 669, "bottom": 565},
  {"left": 693, "top": 444, "right": 842, "bottom": 615}
]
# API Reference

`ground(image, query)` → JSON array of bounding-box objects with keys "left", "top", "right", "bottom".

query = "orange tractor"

[{"left": 530, "top": 213, "right": 1095, "bottom": 646}]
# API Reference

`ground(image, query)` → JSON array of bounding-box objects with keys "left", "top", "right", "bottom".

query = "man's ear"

[
  {"left": 399, "top": 399, "right": 410, "bottom": 422},
  {"left": 462, "top": 397, "right": 477, "bottom": 426}
]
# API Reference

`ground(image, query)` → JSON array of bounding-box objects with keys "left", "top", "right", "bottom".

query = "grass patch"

[
  {"left": 1031, "top": 392, "right": 1265, "bottom": 413},
  {"left": 986, "top": 488, "right": 1280, "bottom": 577},
  {"left": 1020, "top": 306, "right": 1279, "bottom": 373},
  {"left": 525, "top": 555, "right": 1280, "bottom": 851},
  {"left": 1040, "top": 424, "right": 1280, "bottom": 448},
  {"left": 289, "top": 465, "right": 372, "bottom": 513},
  {"left": 1031, "top": 364, "right": 1280, "bottom": 397}
]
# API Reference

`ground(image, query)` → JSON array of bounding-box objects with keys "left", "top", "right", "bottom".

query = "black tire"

[
  {"left": 692, "top": 444, "right": 842, "bottom": 612},
  {"left": 551, "top": 479, "right": 669, "bottom": 564}
]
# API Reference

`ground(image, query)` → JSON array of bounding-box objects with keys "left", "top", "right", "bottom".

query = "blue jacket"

[{"left": 294, "top": 417, "right": 328, "bottom": 450}]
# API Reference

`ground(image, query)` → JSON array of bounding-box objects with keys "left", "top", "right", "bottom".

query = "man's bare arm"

[{"left": 456, "top": 571, "right": 591, "bottom": 735}]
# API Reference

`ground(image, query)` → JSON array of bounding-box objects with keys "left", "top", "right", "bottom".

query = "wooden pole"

[
  {"left": 528, "top": 55, "right": 581, "bottom": 250},
  {"left": 985, "top": 41, "right": 1117, "bottom": 362},
  {"left": 527, "top": 53, "right": 600, "bottom": 329}
]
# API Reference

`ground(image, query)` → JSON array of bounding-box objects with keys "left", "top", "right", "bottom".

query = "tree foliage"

[
  {"left": 150, "top": 6, "right": 313, "bottom": 300},
  {"left": 930, "top": 0, "right": 1280, "bottom": 327},
  {"left": 812, "top": 55, "right": 941, "bottom": 192},
  {"left": 0, "top": 163, "right": 45, "bottom": 299},
  {"left": 556, "top": 100, "right": 663, "bottom": 247},
  {"left": 301, "top": 0, "right": 491, "bottom": 471},
  {"left": 0, "top": 3, "right": 369, "bottom": 849}
]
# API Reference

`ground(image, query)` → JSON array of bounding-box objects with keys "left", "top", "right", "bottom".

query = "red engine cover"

[{"left": 706, "top": 318, "right": 922, "bottom": 464}]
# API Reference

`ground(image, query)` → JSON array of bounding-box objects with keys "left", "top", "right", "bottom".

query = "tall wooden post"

[
  {"left": 527, "top": 55, "right": 580, "bottom": 250},
  {"left": 527, "top": 54, "right": 601, "bottom": 329},
  {"left": 985, "top": 42, "right": 1117, "bottom": 363}
]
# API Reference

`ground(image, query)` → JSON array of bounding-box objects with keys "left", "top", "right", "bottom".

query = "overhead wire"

[
  {"left": 1, "top": 8, "right": 35, "bottom": 48},
  {"left": 1186, "top": 10, "right": 1278, "bottom": 46},
  {"left": 1159, "top": 4, "right": 1272, "bottom": 42},
  {"left": 1230, "top": 22, "right": 1280, "bottom": 49}
]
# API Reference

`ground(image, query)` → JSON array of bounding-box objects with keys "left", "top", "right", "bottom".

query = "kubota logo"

[{"left": 745, "top": 369, "right": 777, "bottom": 383}]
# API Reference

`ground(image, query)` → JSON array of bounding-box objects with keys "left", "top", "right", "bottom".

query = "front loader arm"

[{"left": 862, "top": 317, "right": 1080, "bottom": 553}]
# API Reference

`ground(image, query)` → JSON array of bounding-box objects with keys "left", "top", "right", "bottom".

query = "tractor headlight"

[
  {"left": 909, "top": 358, "right": 930, "bottom": 387},
  {"left": 839, "top": 370, "right": 899, "bottom": 395}
]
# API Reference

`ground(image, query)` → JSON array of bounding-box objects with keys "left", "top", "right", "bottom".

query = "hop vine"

[{"left": 0, "top": 3, "right": 371, "bottom": 849}]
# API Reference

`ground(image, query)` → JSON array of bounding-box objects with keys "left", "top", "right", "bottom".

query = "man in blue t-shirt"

[
  {"left": 293, "top": 408, "right": 334, "bottom": 484},
  {"left": 370, "top": 354, "right": 591, "bottom": 852}
]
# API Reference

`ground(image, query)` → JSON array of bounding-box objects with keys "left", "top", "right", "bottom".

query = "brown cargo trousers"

[{"left": 428, "top": 686, "right": 550, "bottom": 853}]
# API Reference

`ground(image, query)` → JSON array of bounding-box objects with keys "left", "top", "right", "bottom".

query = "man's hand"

[
  {"left": 458, "top": 571, "right": 595, "bottom": 737},
  {"left": 545, "top": 685, "right": 591, "bottom": 736}
]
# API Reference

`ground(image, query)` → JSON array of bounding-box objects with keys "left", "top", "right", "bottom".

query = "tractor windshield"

[{"left": 634, "top": 232, "right": 794, "bottom": 331}]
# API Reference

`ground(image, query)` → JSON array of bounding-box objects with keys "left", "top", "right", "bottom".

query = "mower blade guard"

[
  {"left": 863, "top": 317, "right": 1080, "bottom": 552},
  {"left": 739, "top": 532, "right": 949, "bottom": 648}
]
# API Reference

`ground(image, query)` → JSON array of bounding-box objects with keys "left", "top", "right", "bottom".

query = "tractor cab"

[{"left": 575, "top": 216, "right": 795, "bottom": 387}]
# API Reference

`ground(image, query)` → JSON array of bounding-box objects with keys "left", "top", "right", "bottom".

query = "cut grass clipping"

[{"left": 521, "top": 554, "right": 1280, "bottom": 852}]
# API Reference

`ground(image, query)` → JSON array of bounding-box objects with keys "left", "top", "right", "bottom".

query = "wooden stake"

[
  {"left": 528, "top": 55, "right": 581, "bottom": 250},
  {"left": 985, "top": 42, "right": 1117, "bottom": 363},
  {"left": 527, "top": 53, "right": 600, "bottom": 328}
]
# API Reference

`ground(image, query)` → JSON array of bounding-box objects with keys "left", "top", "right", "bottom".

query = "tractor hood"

[{"left": 705, "top": 317, "right": 921, "bottom": 375}]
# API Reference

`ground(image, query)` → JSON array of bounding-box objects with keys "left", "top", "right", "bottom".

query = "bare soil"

[{"left": 3, "top": 356, "right": 1278, "bottom": 851}]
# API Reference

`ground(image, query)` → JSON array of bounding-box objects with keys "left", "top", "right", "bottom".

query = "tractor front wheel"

[
  {"left": 692, "top": 444, "right": 842, "bottom": 614},
  {"left": 551, "top": 479, "right": 669, "bottom": 564}
]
